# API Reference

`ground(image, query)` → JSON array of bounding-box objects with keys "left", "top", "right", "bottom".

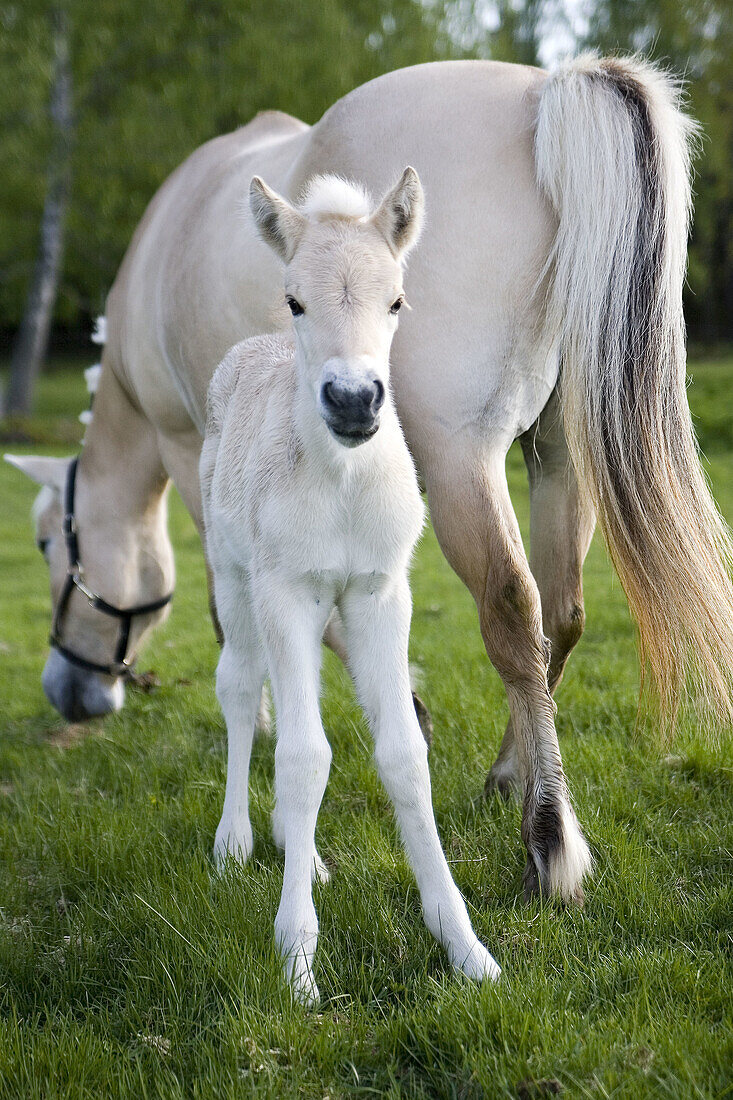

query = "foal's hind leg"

[
  {"left": 486, "top": 391, "right": 596, "bottom": 797},
  {"left": 339, "top": 576, "right": 500, "bottom": 981},
  {"left": 214, "top": 591, "right": 268, "bottom": 866},
  {"left": 427, "top": 444, "right": 591, "bottom": 903},
  {"left": 323, "top": 610, "right": 434, "bottom": 746}
]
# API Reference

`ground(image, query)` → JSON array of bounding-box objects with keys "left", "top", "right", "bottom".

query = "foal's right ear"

[
  {"left": 4, "top": 454, "right": 70, "bottom": 492},
  {"left": 249, "top": 177, "right": 307, "bottom": 263}
]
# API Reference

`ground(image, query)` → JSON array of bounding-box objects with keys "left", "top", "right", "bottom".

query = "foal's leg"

[
  {"left": 487, "top": 391, "right": 596, "bottom": 796},
  {"left": 255, "top": 583, "right": 333, "bottom": 1006},
  {"left": 427, "top": 446, "right": 592, "bottom": 903},
  {"left": 213, "top": 581, "right": 268, "bottom": 866},
  {"left": 323, "top": 609, "right": 434, "bottom": 745},
  {"left": 340, "top": 577, "right": 500, "bottom": 981}
]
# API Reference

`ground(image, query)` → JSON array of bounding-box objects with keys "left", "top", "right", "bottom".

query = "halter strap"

[{"left": 49, "top": 456, "right": 174, "bottom": 679}]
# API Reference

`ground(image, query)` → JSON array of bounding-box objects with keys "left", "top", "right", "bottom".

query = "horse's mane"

[
  {"left": 79, "top": 319, "right": 105, "bottom": 434},
  {"left": 298, "top": 175, "right": 371, "bottom": 221}
]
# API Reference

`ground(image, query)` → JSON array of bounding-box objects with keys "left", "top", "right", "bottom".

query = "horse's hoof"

[
  {"left": 412, "top": 692, "right": 433, "bottom": 747},
  {"left": 522, "top": 856, "right": 585, "bottom": 907},
  {"left": 484, "top": 766, "right": 520, "bottom": 801},
  {"left": 521, "top": 810, "right": 591, "bottom": 907}
]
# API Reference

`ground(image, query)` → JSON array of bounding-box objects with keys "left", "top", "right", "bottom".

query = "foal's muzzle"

[{"left": 320, "top": 377, "right": 385, "bottom": 447}]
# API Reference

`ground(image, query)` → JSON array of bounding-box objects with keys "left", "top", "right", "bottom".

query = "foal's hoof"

[
  {"left": 291, "top": 975, "right": 320, "bottom": 1009},
  {"left": 312, "top": 850, "right": 330, "bottom": 885},
  {"left": 213, "top": 824, "right": 253, "bottom": 869},
  {"left": 284, "top": 960, "right": 320, "bottom": 1008},
  {"left": 454, "top": 939, "right": 502, "bottom": 983},
  {"left": 412, "top": 692, "right": 433, "bottom": 747}
]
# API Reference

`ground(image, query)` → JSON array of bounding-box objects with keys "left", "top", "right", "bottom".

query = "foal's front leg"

[
  {"left": 340, "top": 576, "right": 500, "bottom": 982},
  {"left": 255, "top": 581, "right": 333, "bottom": 1006}
]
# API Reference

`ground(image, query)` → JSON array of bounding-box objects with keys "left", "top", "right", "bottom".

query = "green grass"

[{"left": 0, "top": 358, "right": 732, "bottom": 1099}]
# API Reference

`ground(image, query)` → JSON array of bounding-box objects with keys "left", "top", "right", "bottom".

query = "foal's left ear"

[
  {"left": 249, "top": 177, "right": 307, "bottom": 263},
  {"left": 370, "top": 166, "right": 424, "bottom": 260}
]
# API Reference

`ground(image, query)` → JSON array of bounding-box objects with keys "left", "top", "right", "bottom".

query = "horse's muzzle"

[{"left": 42, "top": 649, "right": 124, "bottom": 721}]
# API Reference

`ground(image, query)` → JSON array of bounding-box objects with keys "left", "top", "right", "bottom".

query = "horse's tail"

[{"left": 534, "top": 54, "right": 733, "bottom": 733}]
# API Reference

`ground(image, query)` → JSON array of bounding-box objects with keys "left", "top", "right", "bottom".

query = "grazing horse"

[
  {"left": 7, "top": 56, "right": 733, "bottom": 908},
  {"left": 203, "top": 169, "right": 500, "bottom": 1002}
]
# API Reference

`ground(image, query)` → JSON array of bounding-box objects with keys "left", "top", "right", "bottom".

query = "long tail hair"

[{"left": 535, "top": 54, "right": 733, "bottom": 732}]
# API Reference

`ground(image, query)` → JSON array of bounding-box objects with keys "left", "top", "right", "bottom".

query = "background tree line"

[{"left": 1, "top": 0, "right": 730, "bottom": 412}]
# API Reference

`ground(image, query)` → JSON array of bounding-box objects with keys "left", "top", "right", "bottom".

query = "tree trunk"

[{"left": 4, "top": 11, "right": 72, "bottom": 417}]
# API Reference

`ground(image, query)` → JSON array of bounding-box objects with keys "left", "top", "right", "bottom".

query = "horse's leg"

[
  {"left": 339, "top": 577, "right": 500, "bottom": 981},
  {"left": 426, "top": 443, "right": 592, "bottom": 903},
  {"left": 486, "top": 390, "right": 596, "bottom": 796},
  {"left": 323, "top": 608, "right": 434, "bottom": 745},
  {"left": 157, "top": 428, "right": 221, "bottom": 635},
  {"left": 255, "top": 581, "right": 333, "bottom": 1006}
]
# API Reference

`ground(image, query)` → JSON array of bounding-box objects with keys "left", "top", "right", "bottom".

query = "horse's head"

[
  {"left": 5, "top": 453, "right": 174, "bottom": 721},
  {"left": 249, "top": 166, "right": 424, "bottom": 447}
]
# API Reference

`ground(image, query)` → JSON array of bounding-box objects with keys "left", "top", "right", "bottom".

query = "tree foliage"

[{"left": 0, "top": 0, "right": 475, "bottom": 334}]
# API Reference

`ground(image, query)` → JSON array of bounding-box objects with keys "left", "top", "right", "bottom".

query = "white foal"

[{"left": 201, "top": 168, "right": 500, "bottom": 1004}]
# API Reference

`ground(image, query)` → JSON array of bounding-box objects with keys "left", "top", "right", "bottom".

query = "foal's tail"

[{"left": 534, "top": 54, "right": 733, "bottom": 733}]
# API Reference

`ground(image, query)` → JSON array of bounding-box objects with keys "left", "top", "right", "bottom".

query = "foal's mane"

[{"left": 298, "top": 176, "right": 372, "bottom": 222}]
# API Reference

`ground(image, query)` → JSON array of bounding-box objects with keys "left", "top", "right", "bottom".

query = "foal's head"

[{"left": 250, "top": 167, "right": 424, "bottom": 447}]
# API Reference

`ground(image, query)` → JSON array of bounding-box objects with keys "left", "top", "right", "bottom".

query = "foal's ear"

[
  {"left": 370, "top": 166, "right": 425, "bottom": 259},
  {"left": 4, "top": 454, "right": 70, "bottom": 491},
  {"left": 249, "top": 177, "right": 306, "bottom": 263}
]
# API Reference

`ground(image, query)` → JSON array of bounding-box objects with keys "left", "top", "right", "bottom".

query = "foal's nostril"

[
  {"left": 322, "top": 380, "right": 338, "bottom": 410},
  {"left": 355, "top": 381, "right": 384, "bottom": 412}
]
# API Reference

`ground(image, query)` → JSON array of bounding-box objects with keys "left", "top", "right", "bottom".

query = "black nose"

[{"left": 321, "top": 379, "right": 385, "bottom": 419}]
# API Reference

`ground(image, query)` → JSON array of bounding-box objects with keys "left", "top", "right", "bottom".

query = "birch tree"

[{"left": 4, "top": 9, "right": 71, "bottom": 416}]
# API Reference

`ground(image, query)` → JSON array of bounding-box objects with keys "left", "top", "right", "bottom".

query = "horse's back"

[
  {"left": 288, "top": 61, "right": 557, "bottom": 453},
  {"left": 110, "top": 61, "right": 559, "bottom": 466},
  {"left": 107, "top": 114, "right": 308, "bottom": 432}
]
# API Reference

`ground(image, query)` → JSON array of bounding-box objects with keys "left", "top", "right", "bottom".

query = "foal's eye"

[
  {"left": 286, "top": 296, "right": 304, "bottom": 317},
  {"left": 37, "top": 538, "right": 49, "bottom": 558},
  {"left": 389, "top": 297, "right": 404, "bottom": 315}
]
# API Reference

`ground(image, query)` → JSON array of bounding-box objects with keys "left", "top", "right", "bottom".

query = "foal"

[{"left": 200, "top": 169, "right": 500, "bottom": 1004}]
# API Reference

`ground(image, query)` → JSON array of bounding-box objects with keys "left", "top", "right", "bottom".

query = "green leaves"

[{"left": 0, "top": 0, "right": 477, "bottom": 331}]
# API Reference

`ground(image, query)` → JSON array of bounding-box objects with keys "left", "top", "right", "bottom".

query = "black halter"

[{"left": 49, "top": 457, "right": 174, "bottom": 679}]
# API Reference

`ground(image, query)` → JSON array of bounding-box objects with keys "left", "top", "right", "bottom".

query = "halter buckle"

[{"left": 72, "top": 572, "right": 97, "bottom": 604}]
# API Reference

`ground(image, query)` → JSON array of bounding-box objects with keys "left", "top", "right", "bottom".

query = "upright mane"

[{"left": 298, "top": 175, "right": 372, "bottom": 221}]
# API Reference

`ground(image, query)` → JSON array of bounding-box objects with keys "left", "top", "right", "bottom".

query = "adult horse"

[{"left": 8, "top": 55, "right": 733, "bottom": 905}]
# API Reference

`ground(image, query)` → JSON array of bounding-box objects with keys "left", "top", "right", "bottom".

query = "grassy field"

[{"left": 0, "top": 358, "right": 731, "bottom": 1099}]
